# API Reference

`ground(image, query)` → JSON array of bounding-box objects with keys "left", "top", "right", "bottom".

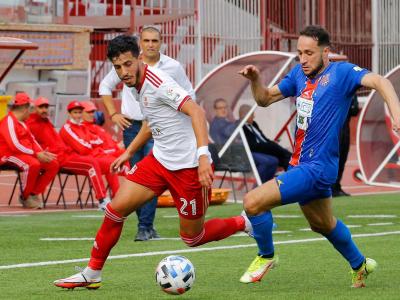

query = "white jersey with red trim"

[{"left": 135, "top": 65, "right": 196, "bottom": 170}]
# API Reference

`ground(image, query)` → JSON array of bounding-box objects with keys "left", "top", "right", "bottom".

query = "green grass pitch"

[{"left": 0, "top": 193, "right": 399, "bottom": 299}]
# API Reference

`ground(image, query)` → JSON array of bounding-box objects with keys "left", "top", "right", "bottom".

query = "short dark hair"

[
  {"left": 299, "top": 25, "right": 331, "bottom": 47},
  {"left": 140, "top": 26, "right": 161, "bottom": 39},
  {"left": 107, "top": 35, "right": 140, "bottom": 61},
  {"left": 213, "top": 98, "right": 227, "bottom": 109}
]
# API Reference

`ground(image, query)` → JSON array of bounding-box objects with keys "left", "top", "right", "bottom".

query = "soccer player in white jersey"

[
  {"left": 100, "top": 26, "right": 195, "bottom": 241},
  {"left": 54, "top": 35, "right": 249, "bottom": 290}
]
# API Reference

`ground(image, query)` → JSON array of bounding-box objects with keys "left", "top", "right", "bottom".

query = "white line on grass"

[
  {"left": 39, "top": 231, "right": 292, "bottom": 242},
  {"left": 367, "top": 222, "right": 394, "bottom": 226},
  {"left": 71, "top": 215, "right": 103, "bottom": 218},
  {"left": 0, "top": 214, "right": 29, "bottom": 217},
  {"left": 273, "top": 215, "right": 302, "bottom": 218},
  {"left": 2, "top": 230, "right": 399, "bottom": 270},
  {"left": 299, "top": 224, "right": 361, "bottom": 231},
  {"left": 350, "top": 191, "right": 399, "bottom": 196},
  {"left": 348, "top": 215, "right": 397, "bottom": 218},
  {"left": 41, "top": 238, "right": 95, "bottom": 241}
]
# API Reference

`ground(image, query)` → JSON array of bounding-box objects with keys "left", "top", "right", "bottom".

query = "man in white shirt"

[
  {"left": 99, "top": 26, "right": 195, "bottom": 241},
  {"left": 54, "top": 34, "right": 249, "bottom": 291}
]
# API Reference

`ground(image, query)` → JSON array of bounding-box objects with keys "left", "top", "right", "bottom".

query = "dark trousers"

[
  {"left": 252, "top": 152, "right": 279, "bottom": 182},
  {"left": 333, "top": 116, "right": 351, "bottom": 191},
  {"left": 123, "top": 120, "right": 158, "bottom": 230}
]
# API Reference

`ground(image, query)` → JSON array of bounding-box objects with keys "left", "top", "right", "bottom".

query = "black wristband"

[{"left": 110, "top": 112, "right": 118, "bottom": 119}]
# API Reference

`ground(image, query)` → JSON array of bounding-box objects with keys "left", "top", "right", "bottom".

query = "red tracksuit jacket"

[
  {"left": 59, "top": 119, "right": 105, "bottom": 157},
  {"left": 0, "top": 112, "right": 42, "bottom": 162},
  {"left": 26, "top": 113, "right": 74, "bottom": 164},
  {"left": 82, "top": 121, "right": 121, "bottom": 155}
]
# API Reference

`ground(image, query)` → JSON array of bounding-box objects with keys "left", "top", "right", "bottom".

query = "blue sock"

[
  {"left": 325, "top": 219, "right": 365, "bottom": 269},
  {"left": 248, "top": 211, "right": 274, "bottom": 257}
]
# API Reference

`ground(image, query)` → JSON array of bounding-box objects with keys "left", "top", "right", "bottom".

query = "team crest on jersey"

[
  {"left": 320, "top": 73, "right": 330, "bottom": 86},
  {"left": 143, "top": 97, "right": 148, "bottom": 107}
]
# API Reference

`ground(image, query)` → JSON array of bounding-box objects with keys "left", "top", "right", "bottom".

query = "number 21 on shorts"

[{"left": 180, "top": 198, "right": 197, "bottom": 216}]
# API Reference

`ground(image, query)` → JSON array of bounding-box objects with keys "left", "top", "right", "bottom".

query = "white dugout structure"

[
  {"left": 195, "top": 51, "right": 297, "bottom": 186},
  {"left": 357, "top": 65, "right": 400, "bottom": 188}
]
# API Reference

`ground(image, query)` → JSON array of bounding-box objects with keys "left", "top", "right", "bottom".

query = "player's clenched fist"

[
  {"left": 238, "top": 65, "right": 261, "bottom": 81},
  {"left": 198, "top": 156, "right": 214, "bottom": 188}
]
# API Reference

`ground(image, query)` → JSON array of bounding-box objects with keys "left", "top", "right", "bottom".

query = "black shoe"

[
  {"left": 134, "top": 228, "right": 150, "bottom": 241},
  {"left": 332, "top": 188, "right": 351, "bottom": 197},
  {"left": 148, "top": 228, "right": 160, "bottom": 239}
]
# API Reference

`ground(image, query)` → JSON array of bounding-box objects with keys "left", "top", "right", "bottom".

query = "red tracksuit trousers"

[
  {"left": 5, "top": 154, "right": 59, "bottom": 199},
  {"left": 60, "top": 153, "right": 107, "bottom": 201}
]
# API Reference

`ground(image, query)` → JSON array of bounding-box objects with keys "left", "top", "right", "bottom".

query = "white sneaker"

[
  {"left": 19, "top": 195, "right": 42, "bottom": 209},
  {"left": 29, "top": 194, "right": 44, "bottom": 209},
  {"left": 241, "top": 211, "right": 254, "bottom": 237},
  {"left": 98, "top": 197, "right": 111, "bottom": 211},
  {"left": 54, "top": 268, "right": 101, "bottom": 290}
]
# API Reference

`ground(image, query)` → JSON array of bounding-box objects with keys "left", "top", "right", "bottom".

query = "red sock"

[
  {"left": 181, "top": 216, "right": 245, "bottom": 247},
  {"left": 88, "top": 204, "right": 125, "bottom": 270}
]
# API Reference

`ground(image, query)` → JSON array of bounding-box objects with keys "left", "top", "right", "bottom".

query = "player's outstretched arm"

[
  {"left": 180, "top": 100, "right": 214, "bottom": 188},
  {"left": 110, "top": 121, "right": 152, "bottom": 172},
  {"left": 361, "top": 73, "right": 400, "bottom": 132},
  {"left": 99, "top": 69, "right": 131, "bottom": 130},
  {"left": 238, "top": 65, "right": 284, "bottom": 107}
]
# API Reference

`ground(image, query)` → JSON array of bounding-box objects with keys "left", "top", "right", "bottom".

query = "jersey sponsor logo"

[
  {"left": 353, "top": 66, "right": 363, "bottom": 72},
  {"left": 152, "top": 128, "right": 163, "bottom": 136},
  {"left": 296, "top": 97, "right": 314, "bottom": 130},
  {"left": 166, "top": 87, "right": 181, "bottom": 102},
  {"left": 291, "top": 79, "right": 319, "bottom": 166}
]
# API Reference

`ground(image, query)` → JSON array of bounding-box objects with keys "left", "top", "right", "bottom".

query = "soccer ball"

[{"left": 155, "top": 255, "right": 195, "bottom": 295}]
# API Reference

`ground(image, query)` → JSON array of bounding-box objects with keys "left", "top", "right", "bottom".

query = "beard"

[
  {"left": 306, "top": 58, "right": 324, "bottom": 78},
  {"left": 120, "top": 66, "right": 140, "bottom": 87}
]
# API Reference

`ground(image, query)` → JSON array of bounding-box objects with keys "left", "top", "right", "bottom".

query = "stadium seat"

[
  {"left": 0, "top": 163, "right": 24, "bottom": 206},
  {"left": 43, "top": 168, "right": 96, "bottom": 209},
  {"left": 209, "top": 143, "right": 251, "bottom": 202}
]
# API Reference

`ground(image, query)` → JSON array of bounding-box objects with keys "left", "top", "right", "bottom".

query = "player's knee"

[
  {"left": 309, "top": 221, "right": 334, "bottom": 235},
  {"left": 180, "top": 230, "right": 204, "bottom": 247},
  {"left": 309, "top": 224, "right": 325, "bottom": 234},
  {"left": 243, "top": 192, "right": 261, "bottom": 216}
]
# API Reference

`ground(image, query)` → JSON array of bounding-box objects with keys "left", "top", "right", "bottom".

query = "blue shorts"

[{"left": 276, "top": 164, "right": 332, "bottom": 206}]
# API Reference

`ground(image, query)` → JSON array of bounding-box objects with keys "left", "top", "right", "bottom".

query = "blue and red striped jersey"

[{"left": 278, "top": 61, "right": 368, "bottom": 182}]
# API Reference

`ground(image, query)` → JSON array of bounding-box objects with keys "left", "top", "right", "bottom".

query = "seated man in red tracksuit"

[
  {"left": 0, "top": 93, "right": 58, "bottom": 209},
  {"left": 26, "top": 97, "right": 111, "bottom": 210},
  {"left": 59, "top": 101, "right": 120, "bottom": 198},
  {"left": 80, "top": 101, "right": 124, "bottom": 158}
]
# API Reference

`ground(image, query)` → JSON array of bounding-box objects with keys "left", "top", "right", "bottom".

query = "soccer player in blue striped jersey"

[{"left": 239, "top": 25, "right": 400, "bottom": 288}]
